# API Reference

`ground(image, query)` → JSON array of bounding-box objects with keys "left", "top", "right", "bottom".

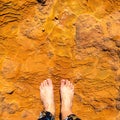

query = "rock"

[
  {"left": 0, "top": 0, "right": 120, "bottom": 120},
  {"left": 1, "top": 57, "right": 19, "bottom": 79},
  {"left": 6, "top": 90, "right": 15, "bottom": 95},
  {"left": 115, "top": 40, "right": 120, "bottom": 47},
  {"left": 0, "top": 93, "right": 5, "bottom": 102},
  {"left": 116, "top": 102, "right": 120, "bottom": 111},
  {"left": 115, "top": 75, "right": 120, "bottom": 81},
  {"left": 7, "top": 103, "right": 19, "bottom": 114}
]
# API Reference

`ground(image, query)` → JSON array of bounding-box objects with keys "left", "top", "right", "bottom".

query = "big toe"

[
  {"left": 65, "top": 80, "right": 74, "bottom": 90},
  {"left": 40, "top": 82, "right": 44, "bottom": 90},
  {"left": 61, "top": 79, "right": 66, "bottom": 87}
]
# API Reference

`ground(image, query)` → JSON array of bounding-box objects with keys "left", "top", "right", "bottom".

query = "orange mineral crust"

[{"left": 0, "top": 0, "right": 120, "bottom": 120}]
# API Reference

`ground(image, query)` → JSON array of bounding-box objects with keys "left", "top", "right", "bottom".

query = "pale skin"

[{"left": 39, "top": 79, "right": 74, "bottom": 119}]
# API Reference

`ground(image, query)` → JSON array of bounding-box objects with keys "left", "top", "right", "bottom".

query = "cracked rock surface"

[{"left": 0, "top": 0, "right": 120, "bottom": 120}]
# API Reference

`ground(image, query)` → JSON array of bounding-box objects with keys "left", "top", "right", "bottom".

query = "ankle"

[
  {"left": 45, "top": 109, "right": 55, "bottom": 116},
  {"left": 61, "top": 110, "right": 72, "bottom": 119},
  {"left": 45, "top": 105, "right": 55, "bottom": 115}
]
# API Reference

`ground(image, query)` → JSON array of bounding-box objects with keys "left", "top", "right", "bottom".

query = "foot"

[
  {"left": 60, "top": 79, "right": 74, "bottom": 119},
  {"left": 40, "top": 79, "right": 55, "bottom": 115}
]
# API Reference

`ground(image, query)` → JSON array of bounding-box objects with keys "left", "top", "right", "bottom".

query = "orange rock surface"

[{"left": 0, "top": 0, "right": 120, "bottom": 119}]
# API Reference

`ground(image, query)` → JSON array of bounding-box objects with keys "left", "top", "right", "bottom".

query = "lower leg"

[
  {"left": 39, "top": 79, "right": 55, "bottom": 115},
  {"left": 60, "top": 79, "right": 74, "bottom": 119}
]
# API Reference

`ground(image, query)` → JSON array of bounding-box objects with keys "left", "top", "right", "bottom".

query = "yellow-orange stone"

[{"left": 0, "top": 0, "right": 120, "bottom": 120}]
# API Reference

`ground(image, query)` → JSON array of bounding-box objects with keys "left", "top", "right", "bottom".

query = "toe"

[
  {"left": 39, "top": 84, "right": 41, "bottom": 90},
  {"left": 43, "top": 80, "right": 47, "bottom": 86},
  {"left": 66, "top": 80, "right": 70, "bottom": 87},
  {"left": 70, "top": 83, "right": 74, "bottom": 90},
  {"left": 47, "top": 78, "right": 52, "bottom": 86},
  {"left": 40, "top": 85, "right": 42, "bottom": 90},
  {"left": 61, "top": 79, "right": 66, "bottom": 87},
  {"left": 45, "top": 80, "right": 48, "bottom": 86},
  {"left": 41, "top": 82, "right": 44, "bottom": 88}
]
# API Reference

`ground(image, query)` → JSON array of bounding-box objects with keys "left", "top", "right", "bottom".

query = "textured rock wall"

[{"left": 0, "top": 0, "right": 120, "bottom": 120}]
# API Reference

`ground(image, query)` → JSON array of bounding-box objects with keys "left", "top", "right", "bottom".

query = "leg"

[
  {"left": 60, "top": 79, "right": 81, "bottom": 120},
  {"left": 38, "top": 79, "right": 55, "bottom": 120}
]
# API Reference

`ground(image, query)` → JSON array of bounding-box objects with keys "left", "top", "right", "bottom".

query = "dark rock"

[{"left": 37, "top": 0, "right": 47, "bottom": 5}]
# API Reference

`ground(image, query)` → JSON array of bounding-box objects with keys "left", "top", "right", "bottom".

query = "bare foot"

[
  {"left": 40, "top": 79, "right": 55, "bottom": 115},
  {"left": 60, "top": 79, "right": 74, "bottom": 119}
]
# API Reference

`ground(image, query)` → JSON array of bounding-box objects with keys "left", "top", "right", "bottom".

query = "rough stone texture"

[{"left": 0, "top": 0, "right": 120, "bottom": 120}]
